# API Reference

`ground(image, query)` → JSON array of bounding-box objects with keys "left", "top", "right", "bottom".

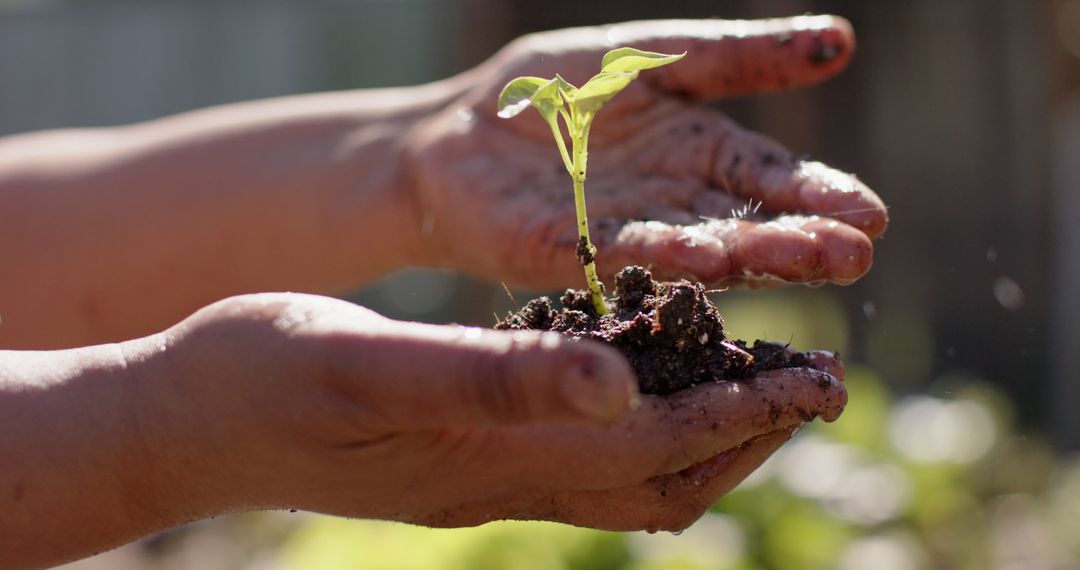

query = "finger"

[
  {"left": 728, "top": 216, "right": 873, "bottom": 285},
  {"left": 536, "top": 427, "right": 794, "bottom": 532},
  {"left": 594, "top": 215, "right": 873, "bottom": 287},
  {"left": 422, "top": 427, "right": 794, "bottom": 530},
  {"left": 496, "top": 366, "right": 845, "bottom": 490},
  {"left": 760, "top": 343, "right": 848, "bottom": 380},
  {"left": 632, "top": 109, "right": 887, "bottom": 238},
  {"left": 601, "top": 15, "right": 855, "bottom": 99},
  {"left": 495, "top": 175, "right": 703, "bottom": 289},
  {"left": 704, "top": 119, "right": 888, "bottom": 238},
  {"left": 802, "top": 350, "right": 845, "bottom": 379},
  {"left": 334, "top": 324, "right": 638, "bottom": 429}
]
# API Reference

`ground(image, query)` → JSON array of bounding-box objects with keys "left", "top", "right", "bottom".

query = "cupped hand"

[
  {"left": 407, "top": 16, "right": 887, "bottom": 290},
  {"left": 162, "top": 293, "right": 845, "bottom": 532}
]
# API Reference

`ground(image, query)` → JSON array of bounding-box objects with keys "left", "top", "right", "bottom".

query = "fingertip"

[
  {"left": 756, "top": 367, "right": 848, "bottom": 423},
  {"left": 731, "top": 221, "right": 822, "bottom": 281},
  {"left": 605, "top": 219, "right": 735, "bottom": 285},
  {"left": 801, "top": 15, "right": 856, "bottom": 75},
  {"left": 804, "top": 219, "right": 874, "bottom": 285},
  {"left": 794, "top": 162, "right": 889, "bottom": 239},
  {"left": 558, "top": 340, "right": 639, "bottom": 424}
]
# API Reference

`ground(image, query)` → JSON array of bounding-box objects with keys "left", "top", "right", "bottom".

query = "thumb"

[
  {"left": 349, "top": 324, "right": 639, "bottom": 429},
  {"left": 501, "top": 15, "right": 854, "bottom": 104},
  {"left": 602, "top": 15, "right": 855, "bottom": 100}
]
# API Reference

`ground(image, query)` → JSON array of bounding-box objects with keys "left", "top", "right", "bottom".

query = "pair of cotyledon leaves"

[{"left": 496, "top": 47, "right": 685, "bottom": 124}]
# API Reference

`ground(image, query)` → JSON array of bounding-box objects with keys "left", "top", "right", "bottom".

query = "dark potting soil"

[{"left": 496, "top": 266, "right": 814, "bottom": 396}]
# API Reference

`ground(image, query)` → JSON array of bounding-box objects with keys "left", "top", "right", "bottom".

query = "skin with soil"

[{"left": 497, "top": 266, "right": 815, "bottom": 395}]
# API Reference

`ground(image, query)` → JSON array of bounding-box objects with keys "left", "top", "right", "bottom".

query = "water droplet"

[
  {"left": 992, "top": 276, "right": 1024, "bottom": 311},
  {"left": 985, "top": 247, "right": 998, "bottom": 262},
  {"left": 456, "top": 106, "right": 476, "bottom": 124},
  {"left": 670, "top": 529, "right": 684, "bottom": 536},
  {"left": 862, "top": 301, "right": 876, "bottom": 319}
]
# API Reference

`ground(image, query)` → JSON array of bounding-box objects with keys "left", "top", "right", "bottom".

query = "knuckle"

[
  {"left": 430, "top": 428, "right": 502, "bottom": 472},
  {"left": 465, "top": 346, "right": 526, "bottom": 423}
]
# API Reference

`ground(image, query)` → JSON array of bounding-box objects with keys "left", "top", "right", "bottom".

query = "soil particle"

[
  {"left": 575, "top": 236, "right": 595, "bottom": 266},
  {"left": 768, "top": 403, "right": 782, "bottom": 423},
  {"left": 809, "top": 40, "right": 841, "bottom": 65},
  {"left": 614, "top": 265, "right": 655, "bottom": 309},
  {"left": 552, "top": 309, "right": 594, "bottom": 334},
  {"left": 498, "top": 265, "right": 817, "bottom": 395},
  {"left": 560, "top": 288, "right": 596, "bottom": 315},
  {"left": 501, "top": 297, "right": 555, "bottom": 330}
]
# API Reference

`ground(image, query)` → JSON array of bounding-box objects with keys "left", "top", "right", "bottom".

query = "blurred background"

[{"left": 2, "top": 0, "right": 1076, "bottom": 568}]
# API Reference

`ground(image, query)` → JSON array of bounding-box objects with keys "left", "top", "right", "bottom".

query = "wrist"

[
  {"left": 321, "top": 77, "right": 470, "bottom": 280},
  {"left": 0, "top": 336, "right": 222, "bottom": 568},
  {"left": 112, "top": 333, "right": 233, "bottom": 524}
]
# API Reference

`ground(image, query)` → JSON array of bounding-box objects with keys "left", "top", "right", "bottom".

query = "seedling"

[{"left": 497, "top": 48, "right": 685, "bottom": 315}]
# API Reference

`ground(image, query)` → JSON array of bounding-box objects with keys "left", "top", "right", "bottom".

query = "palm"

[{"left": 409, "top": 17, "right": 888, "bottom": 291}]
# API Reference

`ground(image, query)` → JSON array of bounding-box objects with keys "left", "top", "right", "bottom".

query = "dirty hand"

[
  {"left": 407, "top": 15, "right": 887, "bottom": 289},
  {"left": 154, "top": 293, "right": 845, "bottom": 531}
]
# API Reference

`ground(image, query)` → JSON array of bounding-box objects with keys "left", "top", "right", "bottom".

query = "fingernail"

[{"left": 560, "top": 357, "right": 632, "bottom": 422}]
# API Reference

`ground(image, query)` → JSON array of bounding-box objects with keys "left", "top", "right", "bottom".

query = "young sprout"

[{"left": 497, "top": 48, "right": 685, "bottom": 315}]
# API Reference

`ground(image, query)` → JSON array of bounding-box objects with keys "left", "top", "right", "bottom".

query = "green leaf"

[
  {"left": 570, "top": 71, "right": 637, "bottom": 114},
  {"left": 600, "top": 47, "right": 686, "bottom": 73},
  {"left": 553, "top": 74, "right": 578, "bottom": 100},
  {"left": 496, "top": 76, "right": 563, "bottom": 120}
]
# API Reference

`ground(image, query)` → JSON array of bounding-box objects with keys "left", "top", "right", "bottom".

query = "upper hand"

[
  {"left": 406, "top": 16, "right": 887, "bottom": 289},
  {"left": 157, "top": 293, "right": 846, "bottom": 532}
]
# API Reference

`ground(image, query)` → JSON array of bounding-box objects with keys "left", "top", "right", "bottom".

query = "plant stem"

[
  {"left": 571, "top": 119, "right": 608, "bottom": 315},
  {"left": 547, "top": 121, "right": 575, "bottom": 176}
]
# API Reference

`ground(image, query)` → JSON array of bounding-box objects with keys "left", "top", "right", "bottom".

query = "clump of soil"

[{"left": 496, "top": 266, "right": 813, "bottom": 396}]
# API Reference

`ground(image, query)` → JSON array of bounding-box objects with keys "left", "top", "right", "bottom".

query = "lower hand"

[{"left": 150, "top": 293, "right": 845, "bottom": 531}]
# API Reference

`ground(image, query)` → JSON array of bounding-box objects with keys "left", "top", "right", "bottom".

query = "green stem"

[
  {"left": 571, "top": 118, "right": 608, "bottom": 315},
  {"left": 546, "top": 119, "right": 574, "bottom": 176}
]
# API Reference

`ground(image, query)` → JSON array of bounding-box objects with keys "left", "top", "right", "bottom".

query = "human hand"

[
  {"left": 407, "top": 16, "right": 887, "bottom": 290},
  {"left": 151, "top": 293, "right": 845, "bottom": 532}
]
